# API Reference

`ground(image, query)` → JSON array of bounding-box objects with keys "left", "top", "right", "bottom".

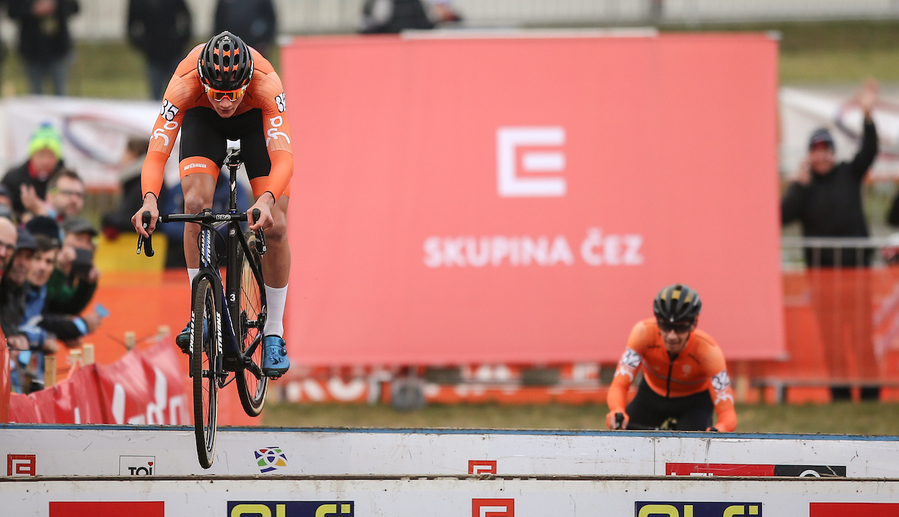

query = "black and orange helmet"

[
  {"left": 197, "top": 31, "right": 254, "bottom": 91},
  {"left": 653, "top": 284, "right": 702, "bottom": 323}
]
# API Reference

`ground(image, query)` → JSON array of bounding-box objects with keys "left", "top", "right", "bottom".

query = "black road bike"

[{"left": 137, "top": 147, "right": 269, "bottom": 468}]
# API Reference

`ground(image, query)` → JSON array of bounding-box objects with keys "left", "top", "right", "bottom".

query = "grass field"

[
  {"left": 261, "top": 400, "right": 899, "bottom": 435},
  {"left": 2, "top": 20, "right": 899, "bottom": 99}
]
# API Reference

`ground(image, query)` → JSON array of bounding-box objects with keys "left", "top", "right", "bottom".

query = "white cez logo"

[{"left": 497, "top": 126, "right": 566, "bottom": 197}]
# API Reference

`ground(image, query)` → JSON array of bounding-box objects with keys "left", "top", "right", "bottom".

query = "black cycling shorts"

[
  {"left": 626, "top": 378, "right": 715, "bottom": 431},
  {"left": 180, "top": 107, "right": 271, "bottom": 182}
]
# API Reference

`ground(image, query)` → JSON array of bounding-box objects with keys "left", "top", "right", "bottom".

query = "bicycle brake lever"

[
  {"left": 251, "top": 208, "right": 267, "bottom": 255},
  {"left": 137, "top": 211, "right": 155, "bottom": 257}
]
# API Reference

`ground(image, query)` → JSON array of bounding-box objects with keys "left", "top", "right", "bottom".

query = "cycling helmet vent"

[
  {"left": 198, "top": 31, "right": 254, "bottom": 91},
  {"left": 653, "top": 284, "right": 702, "bottom": 323}
]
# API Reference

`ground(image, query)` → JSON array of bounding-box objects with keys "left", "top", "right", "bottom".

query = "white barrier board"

[
  {"left": 1, "top": 477, "right": 899, "bottom": 517},
  {"left": 2, "top": 425, "right": 898, "bottom": 478}
]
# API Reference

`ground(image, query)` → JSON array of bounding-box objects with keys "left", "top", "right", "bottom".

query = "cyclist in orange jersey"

[
  {"left": 131, "top": 31, "right": 291, "bottom": 377},
  {"left": 606, "top": 284, "right": 737, "bottom": 432}
]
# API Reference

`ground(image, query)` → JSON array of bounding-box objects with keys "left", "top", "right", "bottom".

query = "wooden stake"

[
  {"left": 45, "top": 355, "right": 57, "bottom": 387},
  {"left": 125, "top": 331, "right": 136, "bottom": 350},
  {"left": 82, "top": 344, "right": 95, "bottom": 365}
]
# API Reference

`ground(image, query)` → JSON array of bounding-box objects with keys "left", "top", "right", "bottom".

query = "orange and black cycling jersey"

[
  {"left": 141, "top": 44, "right": 293, "bottom": 200},
  {"left": 607, "top": 318, "right": 737, "bottom": 432}
]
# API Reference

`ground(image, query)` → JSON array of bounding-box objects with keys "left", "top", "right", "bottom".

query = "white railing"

[{"left": 781, "top": 235, "right": 899, "bottom": 269}]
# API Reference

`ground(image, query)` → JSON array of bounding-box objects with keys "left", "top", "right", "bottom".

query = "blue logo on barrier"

[
  {"left": 254, "top": 447, "right": 288, "bottom": 473},
  {"left": 636, "top": 502, "right": 761, "bottom": 517},
  {"left": 227, "top": 501, "right": 354, "bottom": 517}
]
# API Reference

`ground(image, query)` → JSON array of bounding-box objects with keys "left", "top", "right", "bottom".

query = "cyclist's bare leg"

[
  {"left": 262, "top": 195, "right": 289, "bottom": 336},
  {"left": 173, "top": 172, "right": 217, "bottom": 351},
  {"left": 261, "top": 194, "right": 290, "bottom": 288},
  {"left": 258, "top": 194, "right": 291, "bottom": 375},
  {"left": 181, "top": 173, "right": 217, "bottom": 269}
]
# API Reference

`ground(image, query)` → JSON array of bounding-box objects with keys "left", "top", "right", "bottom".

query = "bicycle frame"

[
  {"left": 169, "top": 151, "right": 267, "bottom": 377},
  {"left": 139, "top": 147, "right": 267, "bottom": 376}
]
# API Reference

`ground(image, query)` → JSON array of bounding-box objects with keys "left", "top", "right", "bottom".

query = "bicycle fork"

[{"left": 190, "top": 220, "right": 226, "bottom": 382}]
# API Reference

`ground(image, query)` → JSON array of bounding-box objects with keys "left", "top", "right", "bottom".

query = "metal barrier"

[{"left": 781, "top": 236, "right": 899, "bottom": 270}]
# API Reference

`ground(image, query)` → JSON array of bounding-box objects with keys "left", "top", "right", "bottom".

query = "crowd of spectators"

[{"left": 0, "top": 124, "right": 107, "bottom": 394}]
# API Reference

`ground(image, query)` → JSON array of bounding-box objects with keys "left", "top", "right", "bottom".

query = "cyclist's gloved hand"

[
  {"left": 248, "top": 191, "right": 276, "bottom": 232},
  {"left": 606, "top": 410, "right": 629, "bottom": 430},
  {"left": 132, "top": 193, "right": 160, "bottom": 237}
]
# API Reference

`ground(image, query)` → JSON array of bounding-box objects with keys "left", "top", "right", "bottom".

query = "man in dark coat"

[
  {"left": 781, "top": 81, "right": 879, "bottom": 268},
  {"left": 127, "top": 0, "right": 192, "bottom": 100},
  {"left": 213, "top": 0, "right": 276, "bottom": 55},
  {"left": 8, "top": 0, "right": 80, "bottom": 96}
]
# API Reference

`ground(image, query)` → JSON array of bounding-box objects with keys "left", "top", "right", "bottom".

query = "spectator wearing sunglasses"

[
  {"left": 606, "top": 284, "right": 737, "bottom": 432},
  {"left": 21, "top": 168, "right": 85, "bottom": 225}
]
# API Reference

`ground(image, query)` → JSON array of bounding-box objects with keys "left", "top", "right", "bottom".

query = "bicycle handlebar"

[{"left": 136, "top": 208, "right": 266, "bottom": 257}]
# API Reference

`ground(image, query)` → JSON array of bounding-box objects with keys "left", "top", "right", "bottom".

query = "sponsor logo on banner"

[
  {"left": 772, "top": 464, "right": 846, "bottom": 477},
  {"left": 49, "top": 501, "right": 164, "bottom": 516},
  {"left": 497, "top": 126, "right": 566, "bottom": 198},
  {"left": 473, "top": 498, "right": 514, "bottom": 517},
  {"left": 635, "top": 502, "right": 761, "bottom": 517},
  {"left": 469, "top": 459, "right": 497, "bottom": 475},
  {"left": 666, "top": 463, "right": 846, "bottom": 477},
  {"left": 119, "top": 455, "right": 156, "bottom": 476},
  {"left": 7, "top": 454, "right": 36, "bottom": 476},
  {"left": 255, "top": 447, "right": 289, "bottom": 473},
  {"left": 810, "top": 502, "right": 899, "bottom": 517},
  {"left": 423, "top": 229, "right": 644, "bottom": 268},
  {"left": 227, "top": 501, "right": 353, "bottom": 516}
]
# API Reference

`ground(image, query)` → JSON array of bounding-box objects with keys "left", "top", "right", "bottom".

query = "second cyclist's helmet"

[
  {"left": 653, "top": 284, "right": 702, "bottom": 323},
  {"left": 198, "top": 31, "right": 254, "bottom": 91}
]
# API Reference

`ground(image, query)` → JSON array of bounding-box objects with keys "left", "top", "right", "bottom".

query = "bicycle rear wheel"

[
  {"left": 192, "top": 276, "right": 219, "bottom": 469},
  {"left": 235, "top": 232, "right": 268, "bottom": 417}
]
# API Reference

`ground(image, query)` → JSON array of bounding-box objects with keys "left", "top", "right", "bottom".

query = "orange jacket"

[
  {"left": 607, "top": 318, "right": 737, "bottom": 432},
  {"left": 141, "top": 44, "right": 293, "bottom": 200}
]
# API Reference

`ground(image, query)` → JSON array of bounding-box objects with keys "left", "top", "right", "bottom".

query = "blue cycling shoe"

[
  {"left": 175, "top": 320, "right": 209, "bottom": 354},
  {"left": 175, "top": 323, "right": 191, "bottom": 354},
  {"left": 262, "top": 335, "right": 290, "bottom": 378}
]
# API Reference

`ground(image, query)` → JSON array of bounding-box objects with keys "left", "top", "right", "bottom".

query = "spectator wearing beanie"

[{"left": 2, "top": 123, "right": 65, "bottom": 221}]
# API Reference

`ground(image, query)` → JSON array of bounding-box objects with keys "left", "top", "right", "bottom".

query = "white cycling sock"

[
  {"left": 187, "top": 268, "right": 199, "bottom": 287},
  {"left": 264, "top": 284, "right": 288, "bottom": 338}
]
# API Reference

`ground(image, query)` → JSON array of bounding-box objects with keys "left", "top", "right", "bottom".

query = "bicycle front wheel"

[
  {"left": 235, "top": 232, "right": 268, "bottom": 417},
  {"left": 192, "top": 276, "right": 219, "bottom": 469}
]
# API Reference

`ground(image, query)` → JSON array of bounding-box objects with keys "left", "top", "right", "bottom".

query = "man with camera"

[
  {"left": 46, "top": 216, "right": 100, "bottom": 316},
  {"left": 22, "top": 216, "right": 104, "bottom": 349}
]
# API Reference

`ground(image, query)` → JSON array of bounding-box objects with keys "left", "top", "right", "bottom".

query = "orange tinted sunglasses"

[{"left": 205, "top": 85, "right": 247, "bottom": 102}]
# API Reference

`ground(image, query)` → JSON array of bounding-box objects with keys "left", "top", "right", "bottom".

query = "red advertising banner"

[
  {"left": 810, "top": 503, "right": 899, "bottom": 517},
  {"left": 49, "top": 501, "right": 164, "bottom": 517},
  {"left": 8, "top": 340, "right": 189, "bottom": 425},
  {"left": 281, "top": 33, "right": 782, "bottom": 366},
  {"left": 54, "top": 367, "right": 108, "bottom": 423},
  {"left": 94, "top": 340, "right": 188, "bottom": 425}
]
